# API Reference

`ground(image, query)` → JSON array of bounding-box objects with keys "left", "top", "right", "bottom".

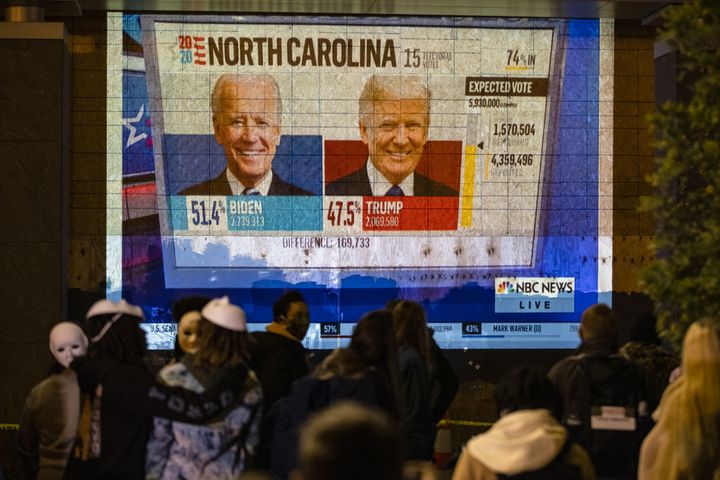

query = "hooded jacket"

[
  {"left": 146, "top": 357, "right": 262, "bottom": 479},
  {"left": 452, "top": 409, "right": 595, "bottom": 480}
]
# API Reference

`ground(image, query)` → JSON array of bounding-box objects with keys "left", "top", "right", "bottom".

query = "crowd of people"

[
  {"left": 14, "top": 292, "right": 459, "bottom": 479},
  {"left": 13, "top": 294, "right": 720, "bottom": 480}
]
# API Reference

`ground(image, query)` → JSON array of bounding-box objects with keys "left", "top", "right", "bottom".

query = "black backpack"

[{"left": 558, "top": 353, "right": 650, "bottom": 478}]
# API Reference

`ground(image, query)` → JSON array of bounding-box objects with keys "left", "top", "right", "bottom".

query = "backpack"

[
  {"left": 557, "top": 353, "right": 650, "bottom": 478},
  {"left": 497, "top": 437, "right": 582, "bottom": 480}
]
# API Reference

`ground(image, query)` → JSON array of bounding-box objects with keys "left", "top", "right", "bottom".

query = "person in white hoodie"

[{"left": 452, "top": 365, "right": 595, "bottom": 480}]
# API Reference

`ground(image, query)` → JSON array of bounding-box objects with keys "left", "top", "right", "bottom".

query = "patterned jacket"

[{"left": 146, "top": 358, "right": 262, "bottom": 480}]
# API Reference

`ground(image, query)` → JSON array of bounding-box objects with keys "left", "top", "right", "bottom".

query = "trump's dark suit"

[{"left": 325, "top": 161, "right": 458, "bottom": 196}]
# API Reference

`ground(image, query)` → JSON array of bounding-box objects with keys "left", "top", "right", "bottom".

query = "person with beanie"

[{"left": 146, "top": 297, "right": 262, "bottom": 479}]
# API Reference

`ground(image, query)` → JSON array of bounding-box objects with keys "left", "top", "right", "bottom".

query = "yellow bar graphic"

[{"left": 461, "top": 144, "right": 477, "bottom": 227}]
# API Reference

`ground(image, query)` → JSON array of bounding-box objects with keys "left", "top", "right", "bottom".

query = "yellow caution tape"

[
  {"left": 0, "top": 424, "right": 19, "bottom": 430},
  {"left": 437, "top": 419, "right": 494, "bottom": 428}
]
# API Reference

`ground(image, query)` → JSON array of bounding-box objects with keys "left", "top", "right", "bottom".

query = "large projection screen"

[{"left": 107, "top": 14, "right": 613, "bottom": 350}]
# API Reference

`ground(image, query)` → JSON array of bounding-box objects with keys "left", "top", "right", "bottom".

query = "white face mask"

[{"left": 49, "top": 322, "right": 88, "bottom": 368}]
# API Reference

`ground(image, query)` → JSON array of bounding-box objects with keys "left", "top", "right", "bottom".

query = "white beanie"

[
  {"left": 86, "top": 298, "right": 144, "bottom": 343},
  {"left": 201, "top": 296, "right": 247, "bottom": 332},
  {"left": 86, "top": 298, "right": 144, "bottom": 320}
]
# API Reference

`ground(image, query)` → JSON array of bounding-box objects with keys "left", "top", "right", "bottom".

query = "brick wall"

[{"left": 612, "top": 22, "right": 656, "bottom": 294}]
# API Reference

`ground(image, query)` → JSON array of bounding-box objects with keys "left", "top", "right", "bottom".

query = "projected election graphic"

[
  {"left": 143, "top": 20, "right": 557, "bottom": 272},
  {"left": 111, "top": 14, "right": 613, "bottom": 350}
]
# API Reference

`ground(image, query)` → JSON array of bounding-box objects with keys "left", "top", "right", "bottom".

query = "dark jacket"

[
  {"left": 619, "top": 341, "right": 678, "bottom": 411},
  {"left": 179, "top": 168, "right": 313, "bottom": 196},
  {"left": 247, "top": 329, "right": 309, "bottom": 469},
  {"left": 65, "top": 355, "right": 249, "bottom": 479},
  {"left": 270, "top": 369, "right": 396, "bottom": 479},
  {"left": 248, "top": 330, "right": 309, "bottom": 411},
  {"left": 17, "top": 369, "right": 79, "bottom": 480},
  {"left": 325, "top": 161, "right": 458, "bottom": 196},
  {"left": 427, "top": 332, "right": 459, "bottom": 424},
  {"left": 398, "top": 346, "right": 435, "bottom": 460}
]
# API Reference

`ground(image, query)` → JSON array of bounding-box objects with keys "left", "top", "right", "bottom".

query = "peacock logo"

[{"left": 496, "top": 281, "right": 515, "bottom": 294}]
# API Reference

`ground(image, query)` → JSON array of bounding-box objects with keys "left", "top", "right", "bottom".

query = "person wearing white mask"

[
  {"left": 169, "top": 296, "right": 211, "bottom": 363},
  {"left": 18, "top": 322, "right": 89, "bottom": 479}
]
